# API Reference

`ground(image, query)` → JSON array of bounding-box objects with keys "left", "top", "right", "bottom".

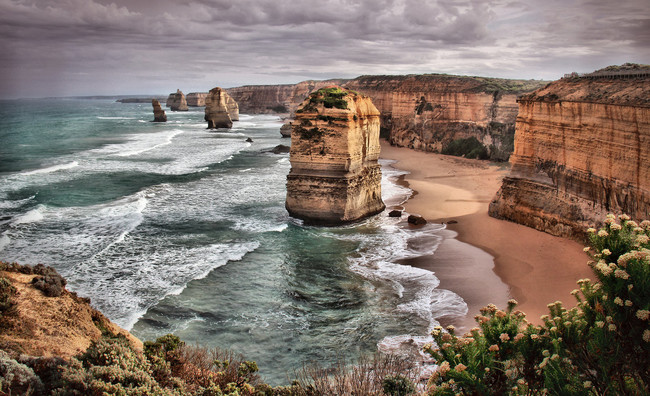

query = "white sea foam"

[
  {"left": 21, "top": 161, "right": 79, "bottom": 176},
  {"left": 0, "top": 195, "right": 36, "bottom": 210},
  {"left": 96, "top": 116, "right": 135, "bottom": 120},
  {"left": 11, "top": 205, "right": 45, "bottom": 225},
  {"left": 0, "top": 233, "right": 10, "bottom": 251},
  {"left": 93, "top": 129, "right": 184, "bottom": 157}
]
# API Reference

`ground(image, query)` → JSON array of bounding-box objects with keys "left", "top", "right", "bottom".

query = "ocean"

[{"left": 0, "top": 98, "right": 467, "bottom": 384}]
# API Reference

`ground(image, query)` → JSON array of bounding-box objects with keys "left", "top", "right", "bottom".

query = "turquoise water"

[{"left": 0, "top": 98, "right": 467, "bottom": 384}]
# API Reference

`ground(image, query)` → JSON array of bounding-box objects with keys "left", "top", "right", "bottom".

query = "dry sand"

[{"left": 380, "top": 141, "right": 593, "bottom": 331}]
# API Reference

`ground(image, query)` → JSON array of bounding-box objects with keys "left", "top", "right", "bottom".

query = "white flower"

[
  {"left": 500, "top": 333, "right": 510, "bottom": 341},
  {"left": 608, "top": 324, "right": 616, "bottom": 331},
  {"left": 618, "top": 214, "right": 630, "bottom": 221},
  {"left": 583, "top": 381, "right": 592, "bottom": 388},
  {"left": 611, "top": 223, "right": 622, "bottom": 231},
  {"left": 636, "top": 235, "right": 649, "bottom": 245},
  {"left": 625, "top": 300, "right": 633, "bottom": 307},
  {"left": 643, "top": 330, "right": 650, "bottom": 342},
  {"left": 614, "top": 269, "right": 630, "bottom": 280},
  {"left": 598, "top": 230, "right": 609, "bottom": 237},
  {"left": 454, "top": 363, "right": 467, "bottom": 372},
  {"left": 640, "top": 220, "right": 650, "bottom": 229},
  {"left": 595, "top": 321, "right": 604, "bottom": 328},
  {"left": 587, "top": 228, "right": 597, "bottom": 234},
  {"left": 614, "top": 297, "right": 624, "bottom": 306},
  {"left": 601, "top": 249, "right": 611, "bottom": 256},
  {"left": 636, "top": 310, "right": 650, "bottom": 320},
  {"left": 583, "top": 247, "right": 591, "bottom": 252}
]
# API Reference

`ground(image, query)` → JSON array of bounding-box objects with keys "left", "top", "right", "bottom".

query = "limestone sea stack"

[
  {"left": 151, "top": 99, "right": 167, "bottom": 122},
  {"left": 205, "top": 87, "right": 234, "bottom": 129},
  {"left": 489, "top": 64, "right": 650, "bottom": 239},
  {"left": 224, "top": 92, "right": 240, "bottom": 121},
  {"left": 167, "top": 89, "right": 189, "bottom": 111},
  {"left": 286, "top": 87, "right": 385, "bottom": 224}
]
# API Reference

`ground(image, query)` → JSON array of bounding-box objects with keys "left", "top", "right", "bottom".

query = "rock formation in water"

[
  {"left": 228, "top": 75, "right": 544, "bottom": 160},
  {"left": 285, "top": 87, "right": 385, "bottom": 224},
  {"left": 204, "top": 87, "right": 238, "bottom": 129},
  {"left": 489, "top": 64, "right": 650, "bottom": 239},
  {"left": 186, "top": 92, "right": 208, "bottom": 107},
  {"left": 166, "top": 89, "right": 189, "bottom": 111},
  {"left": 151, "top": 99, "right": 167, "bottom": 122},
  {"left": 280, "top": 121, "right": 292, "bottom": 137}
]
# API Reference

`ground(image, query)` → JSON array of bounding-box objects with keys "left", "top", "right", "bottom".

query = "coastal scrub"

[{"left": 424, "top": 215, "right": 650, "bottom": 395}]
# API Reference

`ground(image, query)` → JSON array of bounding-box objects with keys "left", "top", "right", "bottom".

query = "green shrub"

[
  {"left": 0, "top": 350, "right": 44, "bottom": 395},
  {"left": 424, "top": 215, "right": 650, "bottom": 395},
  {"left": 0, "top": 276, "right": 17, "bottom": 323},
  {"left": 441, "top": 137, "right": 489, "bottom": 160},
  {"left": 382, "top": 374, "right": 416, "bottom": 395}
]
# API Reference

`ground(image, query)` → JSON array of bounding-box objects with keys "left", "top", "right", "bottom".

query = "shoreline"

[{"left": 380, "top": 140, "right": 592, "bottom": 330}]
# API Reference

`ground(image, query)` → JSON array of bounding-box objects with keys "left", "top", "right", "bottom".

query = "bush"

[
  {"left": 0, "top": 276, "right": 17, "bottom": 318},
  {"left": 32, "top": 273, "right": 66, "bottom": 297},
  {"left": 441, "top": 137, "right": 489, "bottom": 160},
  {"left": 0, "top": 350, "right": 44, "bottom": 395},
  {"left": 424, "top": 214, "right": 650, "bottom": 395}
]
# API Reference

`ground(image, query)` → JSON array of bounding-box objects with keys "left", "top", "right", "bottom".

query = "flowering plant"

[{"left": 425, "top": 215, "right": 650, "bottom": 395}]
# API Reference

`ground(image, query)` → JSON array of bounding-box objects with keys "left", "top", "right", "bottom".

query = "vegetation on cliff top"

[{"left": 2, "top": 215, "right": 649, "bottom": 395}]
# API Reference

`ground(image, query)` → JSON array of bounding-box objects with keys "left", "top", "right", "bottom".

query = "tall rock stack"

[
  {"left": 489, "top": 64, "right": 650, "bottom": 239},
  {"left": 286, "top": 86, "right": 385, "bottom": 224},
  {"left": 167, "top": 89, "right": 189, "bottom": 111},
  {"left": 151, "top": 99, "right": 167, "bottom": 122},
  {"left": 224, "top": 94, "right": 240, "bottom": 121},
  {"left": 205, "top": 87, "right": 235, "bottom": 129}
]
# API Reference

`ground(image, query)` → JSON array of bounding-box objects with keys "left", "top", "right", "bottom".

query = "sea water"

[{"left": 0, "top": 98, "right": 467, "bottom": 384}]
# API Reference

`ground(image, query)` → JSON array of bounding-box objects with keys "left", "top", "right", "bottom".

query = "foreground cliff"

[
  {"left": 286, "top": 87, "right": 385, "bottom": 224},
  {"left": 489, "top": 65, "right": 650, "bottom": 239}
]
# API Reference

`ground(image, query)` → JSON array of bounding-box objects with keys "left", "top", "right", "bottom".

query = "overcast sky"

[{"left": 1, "top": 0, "right": 648, "bottom": 98}]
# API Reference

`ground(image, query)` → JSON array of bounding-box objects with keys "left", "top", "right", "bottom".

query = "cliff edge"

[
  {"left": 0, "top": 262, "right": 141, "bottom": 359},
  {"left": 286, "top": 87, "right": 385, "bottom": 224},
  {"left": 489, "top": 65, "right": 650, "bottom": 239}
]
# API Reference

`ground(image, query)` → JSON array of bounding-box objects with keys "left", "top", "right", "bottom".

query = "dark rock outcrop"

[
  {"left": 151, "top": 99, "right": 167, "bottom": 122},
  {"left": 286, "top": 87, "right": 385, "bottom": 224},
  {"left": 407, "top": 214, "right": 427, "bottom": 225}
]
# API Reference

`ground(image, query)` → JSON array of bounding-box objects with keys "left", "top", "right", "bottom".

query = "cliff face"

[
  {"left": 151, "top": 99, "right": 167, "bottom": 122},
  {"left": 227, "top": 79, "right": 348, "bottom": 114},
  {"left": 286, "top": 87, "right": 385, "bottom": 224},
  {"left": 228, "top": 75, "right": 544, "bottom": 160},
  {"left": 489, "top": 71, "right": 650, "bottom": 239},
  {"left": 166, "top": 89, "right": 189, "bottom": 111},
  {"left": 345, "top": 75, "right": 543, "bottom": 161},
  {"left": 205, "top": 87, "right": 236, "bottom": 129},
  {"left": 186, "top": 92, "right": 208, "bottom": 107},
  {"left": 0, "top": 266, "right": 141, "bottom": 359}
]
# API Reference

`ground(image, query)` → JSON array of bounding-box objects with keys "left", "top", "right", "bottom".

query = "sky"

[{"left": 0, "top": 0, "right": 648, "bottom": 98}]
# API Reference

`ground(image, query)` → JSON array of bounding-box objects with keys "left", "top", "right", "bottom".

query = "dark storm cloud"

[{"left": 0, "top": 0, "right": 647, "bottom": 98}]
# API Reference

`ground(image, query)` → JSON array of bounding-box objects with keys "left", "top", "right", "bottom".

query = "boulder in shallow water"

[
  {"left": 388, "top": 210, "right": 402, "bottom": 217},
  {"left": 407, "top": 214, "right": 427, "bottom": 225},
  {"left": 151, "top": 99, "right": 167, "bottom": 122},
  {"left": 269, "top": 144, "right": 290, "bottom": 154}
]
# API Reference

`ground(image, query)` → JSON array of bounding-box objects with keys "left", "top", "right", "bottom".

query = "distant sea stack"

[
  {"left": 186, "top": 92, "right": 208, "bottom": 107},
  {"left": 285, "top": 87, "right": 385, "bottom": 224},
  {"left": 151, "top": 99, "right": 167, "bottom": 122},
  {"left": 166, "top": 89, "right": 189, "bottom": 111},
  {"left": 205, "top": 87, "right": 239, "bottom": 129},
  {"left": 489, "top": 64, "right": 650, "bottom": 239}
]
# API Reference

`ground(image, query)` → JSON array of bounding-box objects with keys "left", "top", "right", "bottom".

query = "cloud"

[{"left": 0, "top": 0, "right": 647, "bottom": 98}]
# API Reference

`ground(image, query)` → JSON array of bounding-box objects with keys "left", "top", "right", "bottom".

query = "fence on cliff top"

[{"left": 563, "top": 69, "right": 650, "bottom": 80}]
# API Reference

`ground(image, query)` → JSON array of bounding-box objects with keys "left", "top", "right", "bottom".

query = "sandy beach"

[{"left": 380, "top": 141, "right": 593, "bottom": 331}]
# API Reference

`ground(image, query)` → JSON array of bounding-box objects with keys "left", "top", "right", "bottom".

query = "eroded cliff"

[
  {"left": 186, "top": 92, "right": 208, "bottom": 107},
  {"left": 489, "top": 66, "right": 650, "bottom": 239},
  {"left": 228, "top": 75, "right": 544, "bottom": 160},
  {"left": 286, "top": 87, "right": 385, "bottom": 224}
]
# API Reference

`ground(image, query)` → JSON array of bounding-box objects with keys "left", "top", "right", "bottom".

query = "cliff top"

[
  {"left": 0, "top": 262, "right": 141, "bottom": 359},
  {"left": 520, "top": 64, "right": 650, "bottom": 107},
  {"left": 296, "top": 86, "right": 375, "bottom": 114},
  {"left": 348, "top": 74, "right": 547, "bottom": 95}
]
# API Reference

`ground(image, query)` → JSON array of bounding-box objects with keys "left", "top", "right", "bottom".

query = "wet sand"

[{"left": 380, "top": 141, "right": 592, "bottom": 331}]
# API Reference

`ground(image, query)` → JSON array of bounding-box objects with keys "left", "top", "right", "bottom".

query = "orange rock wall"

[{"left": 489, "top": 94, "right": 650, "bottom": 238}]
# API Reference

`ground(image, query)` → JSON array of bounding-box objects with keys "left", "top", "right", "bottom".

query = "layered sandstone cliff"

[
  {"left": 228, "top": 75, "right": 544, "bottom": 160},
  {"left": 166, "top": 89, "right": 189, "bottom": 111},
  {"left": 345, "top": 75, "right": 545, "bottom": 161},
  {"left": 186, "top": 92, "right": 208, "bottom": 107},
  {"left": 286, "top": 87, "right": 385, "bottom": 224},
  {"left": 227, "top": 79, "right": 348, "bottom": 114},
  {"left": 151, "top": 99, "right": 167, "bottom": 122},
  {"left": 489, "top": 66, "right": 650, "bottom": 239},
  {"left": 205, "top": 87, "right": 238, "bottom": 129}
]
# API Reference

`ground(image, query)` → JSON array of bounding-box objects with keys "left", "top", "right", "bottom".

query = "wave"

[
  {"left": 21, "top": 161, "right": 79, "bottom": 176},
  {"left": 11, "top": 205, "right": 45, "bottom": 225},
  {"left": 93, "top": 129, "right": 184, "bottom": 157},
  {"left": 96, "top": 116, "right": 135, "bottom": 120}
]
